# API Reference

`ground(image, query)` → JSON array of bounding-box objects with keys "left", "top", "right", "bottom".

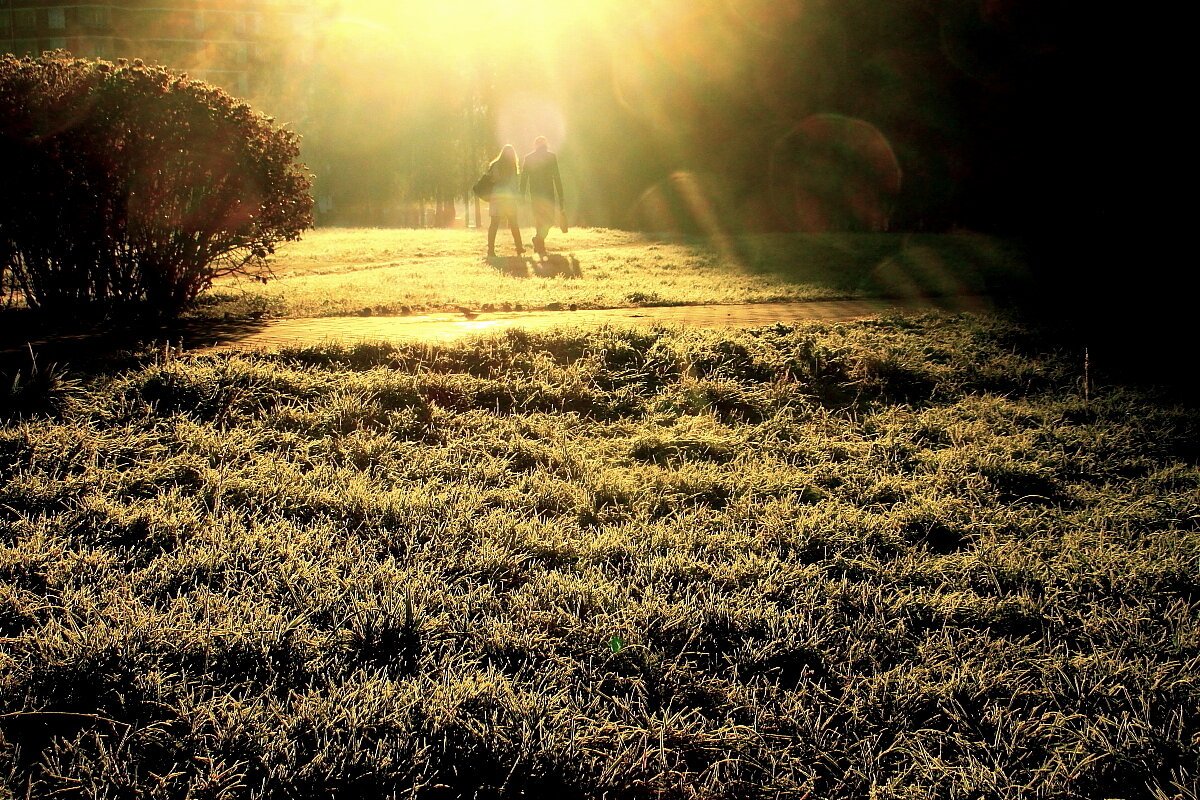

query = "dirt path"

[{"left": 199, "top": 295, "right": 991, "bottom": 353}]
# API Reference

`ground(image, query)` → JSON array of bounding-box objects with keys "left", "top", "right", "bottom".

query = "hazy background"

[{"left": 248, "top": 0, "right": 1124, "bottom": 243}]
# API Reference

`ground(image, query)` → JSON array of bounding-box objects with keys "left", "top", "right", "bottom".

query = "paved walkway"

[{"left": 200, "top": 295, "right": 991, "bottom": 352}]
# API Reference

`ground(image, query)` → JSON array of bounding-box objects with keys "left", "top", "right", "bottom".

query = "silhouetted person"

[
  {"left": 520, "top": 136, "right": 564, "bottom": 258},
  {"left": 486, "top": 144, "right": 523, "bottom": 258}
]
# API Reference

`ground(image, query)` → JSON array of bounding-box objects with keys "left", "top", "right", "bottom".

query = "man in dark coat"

[{"left": 520, "top": 136, "right": 565, "bottom": 258}]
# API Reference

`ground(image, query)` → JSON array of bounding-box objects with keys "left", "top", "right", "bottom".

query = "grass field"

[
  {"left": 194, "top": 227, "right": 1028, "bottom": 320},
  {"left": 1, "top": 309, "right": 1197, "bottom": 798}
]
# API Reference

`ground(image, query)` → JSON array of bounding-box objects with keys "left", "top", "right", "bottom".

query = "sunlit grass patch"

[
  {"left": 194, "top": 227, "right": 1025, "bottom": 320},
  {"left": 1, "top": 313, "right": 1197, "bottom": 798}
]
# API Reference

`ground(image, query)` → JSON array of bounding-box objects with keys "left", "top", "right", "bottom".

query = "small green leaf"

[{"left": 609, "top": 636, "right": 624, "bottom": 654}]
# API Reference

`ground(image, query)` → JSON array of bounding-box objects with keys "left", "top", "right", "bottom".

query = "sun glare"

[
  {"left": 314, "top": 0, "right": 651, "bottom": 165},
  {"left": 333, "top": 0, "right": 614, "bottom": 49}
]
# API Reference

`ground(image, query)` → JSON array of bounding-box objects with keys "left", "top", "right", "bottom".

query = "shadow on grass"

[
  {"left": 741, "top": 232, "right": 1033, "bottom": 301},
  {"left": 488, "top": 253, "right": 582, "bottom": 279},
  {"left": 0, "top": 307, "right": 269, "bottom": 376},
  {"left": 534, "top": 253, "right": 582, "bottom": 278},
  {"left": 488, "top": 255, "right": 532, "bottom": 277}
]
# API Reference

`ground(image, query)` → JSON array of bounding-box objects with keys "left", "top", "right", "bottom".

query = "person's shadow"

[
  {"left": 487, "top": 254, "right": 581, "bottom": 279},
  {"left": 533, "top": 254, "right": 581, "bottom": 278},
  {"left": 488, "top": 255, "right": 531, "bottom": 278}
]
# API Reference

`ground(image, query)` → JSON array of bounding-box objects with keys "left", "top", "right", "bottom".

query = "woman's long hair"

[{"left": 489, "top": 144, "right": 519, "bottom": 178}]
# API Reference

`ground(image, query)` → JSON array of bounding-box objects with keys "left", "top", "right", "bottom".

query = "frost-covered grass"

[{"left": 1, "top": 313, "right": 1196, "bottom": 798}]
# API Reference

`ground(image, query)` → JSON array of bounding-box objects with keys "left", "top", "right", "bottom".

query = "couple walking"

[{"left": 485, "top": 136, "right": 565, "bottom": 259}]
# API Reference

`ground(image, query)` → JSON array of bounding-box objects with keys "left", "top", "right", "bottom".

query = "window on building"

[
  {"left": 194, "top": 11, "right": 206, "bottom": 32},
  {"left": 45, "top": 37, "right": 67, "bottom": 51},
  {"left": 13, "top": 8, "right": 37, "bottom": 31},
  {"left": 80, "top": 6, "right": 112, "bottom": 28},
  {"left": 92, "top": 38, "right": 114, "bottom": 58},
  {"left": 47, "top": 8, "right": 66, "bottom": 29},
  {"left": 0, "top": 11, "right": 10, "bottom": 38}
]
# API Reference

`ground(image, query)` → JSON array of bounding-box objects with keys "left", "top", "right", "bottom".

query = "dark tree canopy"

[{"left": 0, "top": 52, "right": 313, "bottom": 317}]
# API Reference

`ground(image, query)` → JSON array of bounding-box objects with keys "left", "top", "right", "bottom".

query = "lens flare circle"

[{"left": 769, "top": 114, "right": 902, "bottom": 232}]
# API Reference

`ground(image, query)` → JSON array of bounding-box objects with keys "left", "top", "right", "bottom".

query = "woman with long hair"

[{"left": 486, "top": 144, "right": 523, "bottom": 257}]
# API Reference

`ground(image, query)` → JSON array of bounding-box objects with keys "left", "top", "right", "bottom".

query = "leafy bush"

[{"left": 0, "top": 52, "right": 312, "bottom": 317}]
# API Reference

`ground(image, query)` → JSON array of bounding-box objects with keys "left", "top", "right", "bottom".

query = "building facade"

[{"left": 0, "top": 1, "right": 319, "bottom": 98}]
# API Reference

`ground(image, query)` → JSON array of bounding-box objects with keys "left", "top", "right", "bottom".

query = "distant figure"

[
  {"left": 487, "top": 144, "right": 523, "bottom": 258},
  {"left": 520, "top": 136, "right": 565, "bottom": 258}
]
